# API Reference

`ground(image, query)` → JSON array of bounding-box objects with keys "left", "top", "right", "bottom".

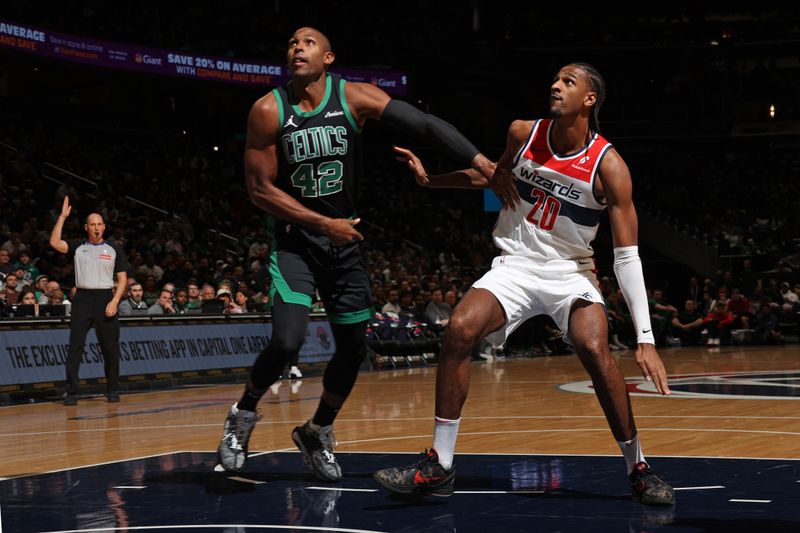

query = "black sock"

[
  {"left": 237, "top": 386, "right": 265, "bottom": 412},
  {"left": 311, "top": 398, "right": 340, "bottom": 427}
]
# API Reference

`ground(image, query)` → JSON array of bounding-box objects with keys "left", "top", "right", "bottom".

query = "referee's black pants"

[{"left": 66, "top": 289, "right": 121, "bottom": 394}]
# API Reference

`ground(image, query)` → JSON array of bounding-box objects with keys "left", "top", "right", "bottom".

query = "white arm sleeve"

[{"left": 613, "top": 246, "right": 655, "bottom": 345}]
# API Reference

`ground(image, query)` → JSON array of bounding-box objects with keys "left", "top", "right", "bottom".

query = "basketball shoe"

[
  {"left": 292, "top": 421, "right": 341, "bottom": 481},
  {"left": 217, "top": 403, "right": 260, "bottom": 472},
  {"left": 629, "top": 461, "right": 676, "bottom": 505},
  {"left": 373, "top": 449, "right": 455, "bottom": 497}
]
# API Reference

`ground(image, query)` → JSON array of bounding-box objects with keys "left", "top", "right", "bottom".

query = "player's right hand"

[
  {"left": 323, "top": 218, "right": 364, "bottom": 246},
  {"left": 393, "top": 146, "right": 429, "bottom": 186},
  {"left": 60, "top": 195, "right": 72, "bottom": 219}
]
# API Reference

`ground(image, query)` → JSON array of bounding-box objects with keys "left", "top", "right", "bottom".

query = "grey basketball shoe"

[
  {"left": 292, "top": 421, "right": 341, "bottom": 481},
  {"left": 217, "top": 403, "right": 260, "bottom": 472}
]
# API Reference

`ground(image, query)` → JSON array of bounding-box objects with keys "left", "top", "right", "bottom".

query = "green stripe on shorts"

[
  {"left": 269, "top": 251, "right": 312, "bottom": 308},
  {"left": 328, "top": 308, "right": 374, "bottom": 325}
]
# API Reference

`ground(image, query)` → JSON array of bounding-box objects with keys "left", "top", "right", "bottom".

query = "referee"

[{"left": 49, "top": 196, "right": 128, "bottom": 405}]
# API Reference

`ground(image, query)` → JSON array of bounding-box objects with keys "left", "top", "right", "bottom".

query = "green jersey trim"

[
  {"left": 272, "top": 88, "right": 285, "bottom": 128},
  {"left": 339, "top": 79, "right": 361, "bottom": 133},
  {"left": 328, "top": 308, "right": 374, "bottom": 325},
  {"left": 290, "top": 74, "right": 333, "bottom": 117},
  {"left": 268, "top": 251, "right": 312, "bottom": 308}
]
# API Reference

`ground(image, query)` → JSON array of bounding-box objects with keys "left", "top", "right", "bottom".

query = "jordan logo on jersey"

[{"left": 285, "top": 115, "right": 298, "bottom": 128}]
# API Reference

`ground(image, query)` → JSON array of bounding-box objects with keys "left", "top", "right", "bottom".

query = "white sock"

[
  {"left": 618, "top": 434, "right": 646, "bottom": 474},
  {"left": 432, "top": 416, "right": 461, "bottom": 470},
  {"left": 307, "top": 419, "right": 323, "bottom": 433}
]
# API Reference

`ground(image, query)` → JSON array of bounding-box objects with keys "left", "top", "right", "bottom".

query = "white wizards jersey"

[{"left": 493, "top": 119, "right": 613, "bottom": 264}]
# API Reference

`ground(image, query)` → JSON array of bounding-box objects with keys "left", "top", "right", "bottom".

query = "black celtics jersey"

[{"left": 272, "top": 73, "right": 361, "bottom": 248}]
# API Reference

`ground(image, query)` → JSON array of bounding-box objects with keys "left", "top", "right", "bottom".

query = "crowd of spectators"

[
  {"left": 3, "top": 3, "right": 800, "bottom": 355},
  {"left": 2, "top": 107, "right": 800, "bottom": 356},
  {"left": 602, "top": 270, "right": 795, "bottom": 349}
]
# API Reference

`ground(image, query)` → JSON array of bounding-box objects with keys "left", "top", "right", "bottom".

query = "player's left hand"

[
  {"left": 393, "top": 146, "right": 429, "bottom": 186},
  {"left": 105, "top": 300, "right": 118, "bottom": 317},
  {"left": 635, "top": 343, "right": 670, "bottom": 395}
]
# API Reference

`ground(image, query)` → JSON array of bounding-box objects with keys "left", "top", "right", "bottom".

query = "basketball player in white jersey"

[{"left": 374, "top": 63, "right": 675, "bottom": 506}]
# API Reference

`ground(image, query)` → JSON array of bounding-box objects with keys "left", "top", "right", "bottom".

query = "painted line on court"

[
  {"left": 729, "top": 499, "right": 771, "bottom": 503},
  {"left": 328, "top": 427, "right": 800, "bottom": 449},
  {"left": 227, "top": 476, "right": 266, "bottom": 485},
  {"left": 5, "top": 414, "right": 800, "bottom": 439},
  {"left": 42, "top": 525, "right": 387, "bottom": 533},
  {"left": 673, "top": 485, "right": 725, "bottom": 491},
  {"left": 454, "top": 490, "right": 545, "bottom": 494},
  {"left": 222, "top": 449, "right": 800, "bottom": 463},
  {"left": 308, "top": 486, "right": 377, "bottom": 492},
  {"left": 5, "top": 449, "right": 799, "bottom": 484},
  {"left": 0, "top": 450, "right": 200, "bottom": 480},
  {"left": 112, "top": 486, "right": 147, "bottom": 490}
]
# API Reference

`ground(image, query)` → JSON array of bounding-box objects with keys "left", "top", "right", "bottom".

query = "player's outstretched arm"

[
  {"left": 393, "top": 146, "right": 489, "bottom": 189},
  {"left": 244, "top": 94, "right": 362, "bottom": 245},
  {"left": 345, "top": 82, "right": 518, "bottom": 206}
]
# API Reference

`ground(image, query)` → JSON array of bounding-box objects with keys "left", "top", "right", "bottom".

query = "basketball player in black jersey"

[{"left": 217, "top": 27, "right": 512, "bottom": 481}]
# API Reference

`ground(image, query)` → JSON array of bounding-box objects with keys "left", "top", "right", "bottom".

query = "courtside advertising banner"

[{"left": 0, "top": 320, "right": 336, "bottom": 385}]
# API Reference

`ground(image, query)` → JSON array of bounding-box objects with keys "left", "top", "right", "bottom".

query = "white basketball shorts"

[{"left": 471, "top": 254, "right": 604, "bottom": 346}]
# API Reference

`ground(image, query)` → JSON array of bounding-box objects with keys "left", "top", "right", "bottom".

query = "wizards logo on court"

[{"left": 559, "top": 370, "right": 800, "bottom": 400}]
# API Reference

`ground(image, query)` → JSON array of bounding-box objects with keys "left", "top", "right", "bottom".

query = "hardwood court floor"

[{"left": 1, "top": 345, "right": 799, "bottom": 480}]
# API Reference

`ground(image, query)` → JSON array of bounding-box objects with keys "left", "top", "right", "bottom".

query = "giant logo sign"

[{"left": 559, "top": 370, "right": 800, "bottom": 400}]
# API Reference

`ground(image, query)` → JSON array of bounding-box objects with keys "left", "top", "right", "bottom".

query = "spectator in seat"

[
  {"left": 147, "top": 289, "right": 176, "bottom": 315},
  {"left": 118, "top": 282, "right": 149, "bottom": 315},
  {"left": 444, "top": 290, "right": 458, "bottom": 308},
  {"left": 1, "top": 273, "right": 19, "bottom": 305},
  {"left": 186, "top": 283, "right": 202, "bottom": 309},
  {"left": 425, "top": 288, "right": 452, "bottom": 327},
  {"left": 142, "top": 275, "right": 159, "bottom": 306},
  {"left": 649, "top": 289, "right": 678, "bottom": 345},
  {"left": 671, "top": 299, "right": 704, "bottom": 346},
  {"left": 381, "top": 289, "right": 401, "bottom": 315},
  {"left": 14, "top": 250, "right": 39, "bottom": 286},
  {"left": 138, "top": 252, "right": 164, "bottom": 282},
  {"left": 753, "top": 303, "right": 782, "bottom": 345},
  {"left": 200, "top": 283, "right": 216, "bottom": 302},
  {"left": 412, "top": 291, "right": 429, "bottom": 323},
  {"left": 233, "top": 290, "right": 250, "bottom": 313},
  {"left": 779, "top": 282, "right": 798, "bottom": 305},
  {"left": 18, "top": 285, "right": 39, "bottom": 316},
  {"left": 399, "top": 291, "right": 415, "bottom": 316},
  {"left": 0, "top": 249, "right": 12, "bottom": 276},
  {"left": 33, "top": 274, "right": 49, "bottom": 301},
  {"left": 725, "top": 288, "right": 752, "bottom": 329},
  {"left": 0, "top": 231, "right": 27, "bottom": 260},
  {"left": 173, "top": 288, "right": 190, "bottom": 314},
  {"left": 703, "top": 301, "right": 734, "bottom": 346}
]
